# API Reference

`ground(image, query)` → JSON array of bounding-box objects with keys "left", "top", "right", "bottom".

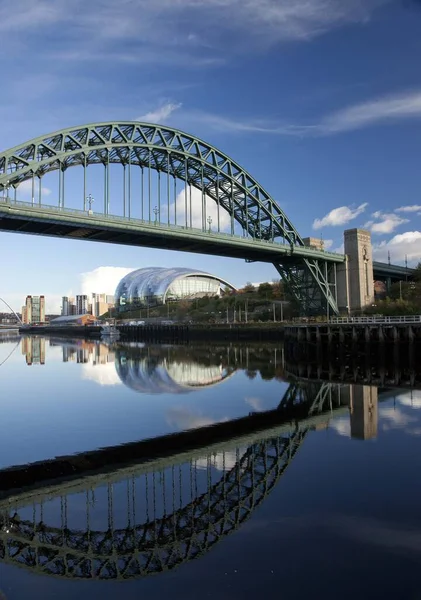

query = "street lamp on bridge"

[
  {"left": 153, "top": 206, "right": 159, "bottom": 225},
  {"left": 85, "top": 194, "right": 94, "bottom": 213},
  {"left": 1, "top": 180, "right": 10, "bottom": 202},
  {"left": 207, "top": 216, "right": 212, "bottom": 233}
]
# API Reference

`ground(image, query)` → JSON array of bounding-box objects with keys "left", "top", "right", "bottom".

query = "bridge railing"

[
  {"left": 0, "top": 197, "right": 344, "bottom": 260},
  {"left": 330, "top": 315, "right": 421, "bottom": 324}
]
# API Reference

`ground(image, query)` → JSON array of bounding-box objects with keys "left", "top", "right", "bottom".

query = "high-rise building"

[
  {"left": 62, "top": 296, "right": 69, "bottom": 316},
  {"left": 22, "top": 295, "right": 45, "bottom": 324},
  {"left": 91, "top": 293, "right": 114, "bottom": 317},
  {"left": 68, "top": 297, "right": 76, "bottom": 315},
  {"left": 76, "top": 295, "right": 89, "bottom": 315}
]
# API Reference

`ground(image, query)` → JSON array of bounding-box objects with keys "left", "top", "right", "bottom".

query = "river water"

[{"left": 1, "top": 332, "right": 421, "bottom": 599}]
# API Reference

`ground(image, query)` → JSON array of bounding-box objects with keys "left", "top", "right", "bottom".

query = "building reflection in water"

[
  {"left": 18, "top": 337, "right": 382, "bottom": 440},
  {"left": 59, "top": 340, "right": 115, "bottom": 365},
  {"left": 115, "top": 346, "right": 236, "bottom": 394},
  {"left": 21, "top": 336, "right": 45, "bottom": 366}
]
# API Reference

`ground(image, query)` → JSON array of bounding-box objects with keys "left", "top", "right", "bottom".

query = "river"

[{"left": 0, "top": 332, "right": 421, "bottom": 599}]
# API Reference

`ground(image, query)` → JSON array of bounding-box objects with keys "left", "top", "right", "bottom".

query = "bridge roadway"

[
  {"left": 0, "top": 199, "right": 343, "bottom": 264},
  {"left": 0, "top": 199, "right": 414, "bottom": 281},
  {"left": 373, "top": 260, "right": 415, "bottom": 281},
  {"left": 0, "top": 383, "right": 348, "bottom": 509},
  {"left": 286, "top": 365, "right": 421, "bottom": 390}
]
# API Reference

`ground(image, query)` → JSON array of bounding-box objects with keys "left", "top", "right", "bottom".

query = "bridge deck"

[{"left": 0, "top": 199, "right": 344, "bottom": 263}]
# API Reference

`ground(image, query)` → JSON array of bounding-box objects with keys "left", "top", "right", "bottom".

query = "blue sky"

[{"left": 1, "top": 0, "right": 421, "bottom": 312}]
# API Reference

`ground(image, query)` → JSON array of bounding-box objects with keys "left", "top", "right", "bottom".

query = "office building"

[
  {"left": 22, "top": 295, "right": 45, "bottom": 324},
  {"left": 69, "top": 297, "right": 77, "bottom": 315},
  {"left": 91, "top": 293, "right": 115, "bottom": 317},
  {"left": 62, "top": 296, "right": 69, "bottom": 316},
  {"left": 76, "top": 295, "right": 89, "bottom": 315}
]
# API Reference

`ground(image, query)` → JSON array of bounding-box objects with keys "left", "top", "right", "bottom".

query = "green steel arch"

[{"left": 0, "top": 122, "right": 339, "bottom": 314}]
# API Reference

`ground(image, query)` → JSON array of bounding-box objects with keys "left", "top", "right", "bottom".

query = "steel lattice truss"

[
  {"left": 0, "top": 122, "right": 339, "bottom": 313},
  {"left": 0, "top": 431, "right": 306, "bottom": 581}
]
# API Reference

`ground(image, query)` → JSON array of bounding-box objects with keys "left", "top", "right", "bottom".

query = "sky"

[{"left": 1, "top": 0, "right": 421, "bottom": 312}]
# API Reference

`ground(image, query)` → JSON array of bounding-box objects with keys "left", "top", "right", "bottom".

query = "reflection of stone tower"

[{"left": 350, "top": 385, "right": 378, "bottom": 440}]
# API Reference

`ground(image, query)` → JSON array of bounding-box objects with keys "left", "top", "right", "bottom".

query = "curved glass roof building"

[
  {"left": 115, "top": 353, "right": 235, "bottom": 394},
  {"left": 115, "top": 267, "right": 236, "bottom": 309}
]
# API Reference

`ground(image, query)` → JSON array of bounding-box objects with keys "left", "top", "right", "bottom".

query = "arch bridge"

[{"left": 0, "top": 122, "right": 344, "bottom": 315}]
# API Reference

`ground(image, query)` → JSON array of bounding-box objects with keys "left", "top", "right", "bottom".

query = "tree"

[
  {"left": 271, "top": 279, "right": 285, "bottom": 299},
  {"left": 176, "top": 299, "right": 191, "bottom": 319},
  {"left": 389, "top": 281, "right": 416, "bottom": 302},
  {"left": 258, "top": 282, "right": 273, "bottom": 298},
  {"left": 242, "top": 282, "right": 256, "bottom": 293}
]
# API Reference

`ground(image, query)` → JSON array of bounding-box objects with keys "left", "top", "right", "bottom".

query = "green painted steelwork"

[
  {"left": 373, "top": 260, "right": 415, "bottom": 280},
  {"left": 0, "top": 122, "right": 344, "bottom": 314},
  {"left": 0, "top": 198, "right": 344, "bottom": 263}
]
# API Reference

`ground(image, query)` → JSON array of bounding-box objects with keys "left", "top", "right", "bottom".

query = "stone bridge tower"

[{"left": 337, "top": 228, "right": 375, "bottom": 313}]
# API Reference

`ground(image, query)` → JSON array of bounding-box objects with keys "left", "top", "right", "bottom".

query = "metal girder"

[
  {"left": 274, "top": 257, "right": 339, "bottom": 315},
  {"left": 0, "top": 122, "right": 302, "bottom": 246},
  {"left": 0, "top": 122, "right": 343, "bottom": 314}
]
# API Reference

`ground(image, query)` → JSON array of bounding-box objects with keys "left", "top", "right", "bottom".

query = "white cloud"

[
  {"left": 136, "top": 102, "right": 182, "bottom": 124},
  {"left": 172, "top": 185, "right": 231, "bottom": 231},
  {"left": 313, "top": 203, "right": 367, "bottom": 230},
  {"left": 364, "top": 211, "right": 409, "bottom": 234},
  {"left": 329, "top": 416, "right": 351, "bottom": 437},
  {"left": 245, "top": 397, "right": 265, "bottom": 412},
  {"left": 185, "top": 88, "right": 421, "bottom": 139},
  {"left": 166, "top": 406, "right": 229, "bottom": 431},
  {"left": 395, "top": 205, "right": 421, "bottom": 213},
  {"left": 181, "top": 111, "right": 295, "bottom": 135},
  {"left": 196, "top": 448, "right": 249, "bottom": 471},
  {"left": 196, "top": 450, "right": 240, "bottom": 472},
  {"left": 82, "top": 361, "right": 121, "bottom": 386},
  {"left": 311, "top": 88, "right": 421, "bottom": 135},
  {"left": 380, "top": 393, "right": 421, "bottom": 436},
  {"left": 323, "top": 239, "right": 334, "bottom": 250},
  {"left": 16, "top": 178, "right": 51, "bottom": 198},
  {"left": 372, "top": 231, "right": 421, "bottom": 265},
  {"left": 79, "top": 266, "right": 135, "bottom": 297},
  {"left": 396, "top": 391, "right": 421, "bottom": 410},
  {"left": 0, "top": 0, "right": 386, "bottom": 48},
  {"left": 380, "top": 406, "right": 417, "bottom": 431}
]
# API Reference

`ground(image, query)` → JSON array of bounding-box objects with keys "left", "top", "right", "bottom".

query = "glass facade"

[
  {"left": 23, "top": 295, "right": 45, "bottom": 324},
  {"left": 116, "top": 355, "right": 234, "bottom": 394},
  {"left": 115, "top": 267, "right": 235, "bottom": 310}
]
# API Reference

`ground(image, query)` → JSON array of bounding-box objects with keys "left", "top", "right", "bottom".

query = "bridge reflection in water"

[
  {"left": 0, "top": 432, "right": 304, "bottom": 580},
  {"left": 0, "top": 376, "right": 380, "bottom": 582}
]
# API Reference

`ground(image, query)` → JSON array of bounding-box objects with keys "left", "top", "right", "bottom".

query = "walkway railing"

[
  {"left": 0, "top": 197, "right": 344, "bottom": 260},
  {"left": 329, "top": 315, "right": 421, "bottom": 324}
]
